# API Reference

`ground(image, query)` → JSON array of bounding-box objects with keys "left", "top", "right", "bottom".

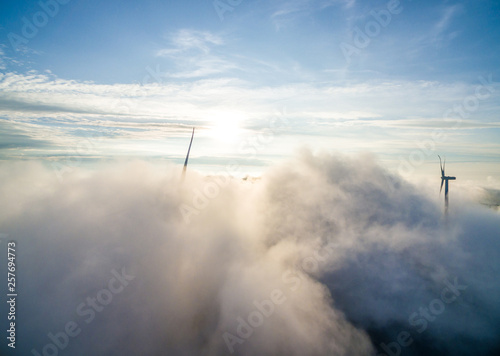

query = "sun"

[{"left": 207, "top": 111, "right": 245, "bottom": 143}]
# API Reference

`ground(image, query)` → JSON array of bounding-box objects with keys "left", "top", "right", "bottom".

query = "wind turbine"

[
  {"left": 438, "top": 155, "right": 456, "bottom": 214},
  {"left": 181, "top": 127, "right": 195, "bottom": 181}
]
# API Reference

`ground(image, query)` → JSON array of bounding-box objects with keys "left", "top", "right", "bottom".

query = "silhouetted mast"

[
  {"left": 438, "top": 155, "right": 456, "bottom": 215},
  {"left": 182, "top": 127, "right": 195, "bottom": 180}
]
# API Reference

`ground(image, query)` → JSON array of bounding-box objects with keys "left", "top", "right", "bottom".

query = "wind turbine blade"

[
  {"left": 182, "top": 127, "right": 195, "bottom": 177},
  {"left": 438, "top": 155, "right": 444, "bottom": 177},
  {"left": 440, "top": 178, "right": 444, "bottom": 193}
]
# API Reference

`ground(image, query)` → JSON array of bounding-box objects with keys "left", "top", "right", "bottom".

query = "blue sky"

[{"left": 0, "top": 0, "right": 499, "bottom": 186}]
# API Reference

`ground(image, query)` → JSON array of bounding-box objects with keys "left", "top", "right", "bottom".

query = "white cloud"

[
  {"left": 158, "top": 29, "right": 224, "bottom": 57},
  {"left": 1, "top": 152, "right": 500, "bottom": 355}
]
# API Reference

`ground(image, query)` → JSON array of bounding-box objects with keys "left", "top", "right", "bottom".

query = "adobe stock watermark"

[
  {"left": 213, "top": 0, "right": 243, "bottom": 22},
  {"left": 377, "top": 277, "right": 468, "bottom": 356},
  {"left": 179, "top": 107, "right": 289, "bottom": 224},
  {"left": 8, "top": 0, "right": 72, "bottom": 51},
  {"left": 31, "top": 267, "right": 134, "bottom": 356},
  {"left": 223, "top": 241, "right": 338, "bottom": 353},
  {"left": 397, "top": 74, "right": 495, "bottom": 178},
  {"left": 340, "top": 0, "right": 406, "bottom": 63}
]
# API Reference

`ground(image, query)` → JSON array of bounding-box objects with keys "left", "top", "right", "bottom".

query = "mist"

[{"left": 1, "top": 150, "right": 499, "bottom": 356}]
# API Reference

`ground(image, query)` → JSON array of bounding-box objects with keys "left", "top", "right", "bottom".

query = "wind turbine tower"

[
  {"left": 181, "top": 127, "right": 195, "bottom": 181},
  {"left": 438, "top": 155, "right": 456, "bottom": 214}
]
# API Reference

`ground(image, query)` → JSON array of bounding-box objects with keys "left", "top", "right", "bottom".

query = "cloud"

[
  {"left": 407, "top": 4, "right": 463, "bottom": 51},
  {"left": 0, "top": 45, "right": 6, "bottom": 70},
  {"left": 1, "top": 151, "right": 500, "bottom": 355},
  {"left": 156, "top": 29, "right": 236, "bottom": 79},
  {"left": 433, "top": 5, "right": 462, "bottom": 38},
  {"left": 475, "top": 187, "right": 500, "bottom": 211},
  {"left": 0, "top": 120, "right": 52, "bottom": 150},
  {"left": 270, "top": 0, "right": 353, "bottom": 30},
  {"left": 0, "top": 43, "right": 33, "bottom": 70},
  {"left": 2, "top": 71, "right": 497, "bottom": 123},
  {"left": 0, "top": 71, "right": 499, "bottom": 179},
  {"left": 158, "top": 29, "right": 224, "bottom": 57}
]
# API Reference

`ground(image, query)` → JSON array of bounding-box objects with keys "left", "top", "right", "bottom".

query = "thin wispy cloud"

[
  {"left": 0, "top": 45, "right": 6, "bottom": 70},
  {"left": 429, "top": 4, "right": 463, "bottom": 46},
  {"left": 406, "top": 3, "right": 463, "bottom": 54},
  {"left": 156, "top": 29, "right": 238, "bottom": 79},
  {"left": 158, "top": 29, "right": 224, "bottom": 57},
  {"left": 2, "top": 71, "right": 497, "bottom": 123},
  {"left": 434, "top": 5, "right": 462, "bottom": 35},
  {"left": 270, "top": 0, "right": 353, "bottom": 30}
]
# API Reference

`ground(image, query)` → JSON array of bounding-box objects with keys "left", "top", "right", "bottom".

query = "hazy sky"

[{"left": 1, "top": 0, "right": 499, "bottom": 186}]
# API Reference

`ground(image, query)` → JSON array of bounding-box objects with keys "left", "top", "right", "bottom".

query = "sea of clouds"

[{"left": 1, "top": 150, "right": 499, "bottom": 356}]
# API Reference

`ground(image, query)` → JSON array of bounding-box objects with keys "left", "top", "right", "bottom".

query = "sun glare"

[{"left": 207, "top": 111, "right": 245, "bottom": 143}]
